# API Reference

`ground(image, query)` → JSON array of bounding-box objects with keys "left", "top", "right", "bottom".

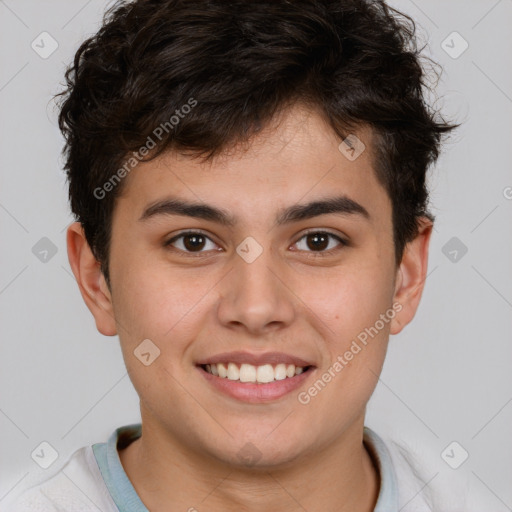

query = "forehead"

[{"left": 114, "top": 104, "right": 390, "bottom": 229}]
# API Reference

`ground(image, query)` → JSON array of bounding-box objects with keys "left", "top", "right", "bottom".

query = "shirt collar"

[
  {"left": 93, "top": 423, "right": 398, "bottom": 511},
  {"left": 364, "top": 426, "right": 400, "bottom": 511}
]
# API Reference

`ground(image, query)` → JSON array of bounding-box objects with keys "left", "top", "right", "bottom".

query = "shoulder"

[
  {"left": 373, "top": 427, "right": 491, "bottom": 512},
  {"left": 2, "top": 446, "right": 117, "bottom": 512}
]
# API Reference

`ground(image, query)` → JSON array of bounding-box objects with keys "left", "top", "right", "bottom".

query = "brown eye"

[
  {"left": 294, "top": 231, "right": 346, "bottom": 253},
  {"left": 306, "top": 233, "right": 329, "bottom": 251},
  {"left": 182, "top": 233, "right": 206, "bottom": 251},
  {"left": 165, "top": 231, "right": 218, "bottom": 253}
]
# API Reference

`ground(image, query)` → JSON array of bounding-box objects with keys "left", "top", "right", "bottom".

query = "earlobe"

[
  {"left": 390, "top": 217, "right": 433, "bottom": 335},
  {"left": 66, "top": 222, "right": 117, "bottom": 336}
]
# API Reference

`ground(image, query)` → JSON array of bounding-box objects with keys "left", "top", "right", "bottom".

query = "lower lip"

[{"left": 198, "top": 366, "right": 315, "bottom": 403}]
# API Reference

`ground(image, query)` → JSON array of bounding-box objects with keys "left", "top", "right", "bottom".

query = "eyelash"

[{"left": 163, "top": 229, "right": 348, "bottom": 258}]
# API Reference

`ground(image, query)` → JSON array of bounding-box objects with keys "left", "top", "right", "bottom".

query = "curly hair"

[{"left": 57, "top": 0, "right": 457, "bottom": 288}]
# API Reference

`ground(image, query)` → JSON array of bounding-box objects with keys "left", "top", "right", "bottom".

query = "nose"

[{"left": 216, "top": 244, "right": 296, "bottom": 336}]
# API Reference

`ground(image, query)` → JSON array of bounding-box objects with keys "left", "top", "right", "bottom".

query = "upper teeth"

[{"left": 205, "top": 363, "right": 304, "bottom": 383}]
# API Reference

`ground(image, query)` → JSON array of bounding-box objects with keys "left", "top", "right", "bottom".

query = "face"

[{"left": 69, "top": 104, "right": 430, "bottom": 469}]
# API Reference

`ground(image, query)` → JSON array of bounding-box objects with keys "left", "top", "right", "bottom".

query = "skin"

[{"left": 67, "top": 103, "right": 432, "bottom": 512}]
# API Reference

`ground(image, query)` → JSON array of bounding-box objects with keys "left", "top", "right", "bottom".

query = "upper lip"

[{"left": 196, "top": 351, "right": 315, "bottom": 368}]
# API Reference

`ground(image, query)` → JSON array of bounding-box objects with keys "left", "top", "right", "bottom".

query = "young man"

[{"left": 6, "top": 0, "right": 486, "bottom": 510}]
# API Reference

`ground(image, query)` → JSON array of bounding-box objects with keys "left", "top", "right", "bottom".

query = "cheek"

[
  {"left": 112, "top": 253, "right": 187, "bottom": 333},
  {"left": 110, "top": 254, "right": 224, "bottom": 374},
  {"left": 304, "top": 262, "right": 395, "bottom": 341},
  {"left": 295, "top": 269, "right": 393, "bottom": 435}
]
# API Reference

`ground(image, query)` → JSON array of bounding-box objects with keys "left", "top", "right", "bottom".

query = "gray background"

[{"left": 1, "top": 0, "right": 511, "bottom": 508}]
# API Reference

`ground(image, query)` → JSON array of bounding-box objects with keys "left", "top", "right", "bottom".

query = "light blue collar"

[
  {"left": 364, "top": 426, "right": 400, "bottom": 511},
  {"left": 92, "top": 423, "right": 398, "bottom": 511},
  {"left": 93, "top": 423, "right": 148, "bottom": 512}
]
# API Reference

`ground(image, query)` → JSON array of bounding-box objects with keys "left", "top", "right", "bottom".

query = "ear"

[
  {"left": 66, "top": 222, "right": 117, "bottom": 336},
  {"left": 390, "top": 217, "right": 433, "bottom": 335}
]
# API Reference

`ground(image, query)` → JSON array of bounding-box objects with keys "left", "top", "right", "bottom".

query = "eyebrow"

[{"left": 138, "top": 195, "right": 370, "bottom": 226}]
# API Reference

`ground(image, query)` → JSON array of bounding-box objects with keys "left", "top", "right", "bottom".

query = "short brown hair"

[{"left": 57, "top": 0, "right": 457, "bottom": 287}]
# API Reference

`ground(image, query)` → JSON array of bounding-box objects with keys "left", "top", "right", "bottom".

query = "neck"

[{"left": 119, "top": 415, "right": 379, "bottom": 512}]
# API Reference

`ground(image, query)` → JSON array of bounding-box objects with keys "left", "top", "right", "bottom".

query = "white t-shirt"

[{"left": 1, "top": 424, "right": 489, "bottom": 511}]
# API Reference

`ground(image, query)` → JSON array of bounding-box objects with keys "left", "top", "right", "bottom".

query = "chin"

[{"left": 204, "top": 435, "right": 307, "bottom": 471}]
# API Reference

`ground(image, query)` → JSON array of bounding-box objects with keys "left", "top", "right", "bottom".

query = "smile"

[
  {"left": 202, "top": 362, "right": 310, "bottom": 383},
  {"left": 196, "top": 352, "right": 316, "bottom": 403}
]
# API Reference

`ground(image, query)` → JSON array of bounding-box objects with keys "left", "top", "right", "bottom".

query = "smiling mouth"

[{"left": 199, "top": 362, "right": 314, "bottom": 384}]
